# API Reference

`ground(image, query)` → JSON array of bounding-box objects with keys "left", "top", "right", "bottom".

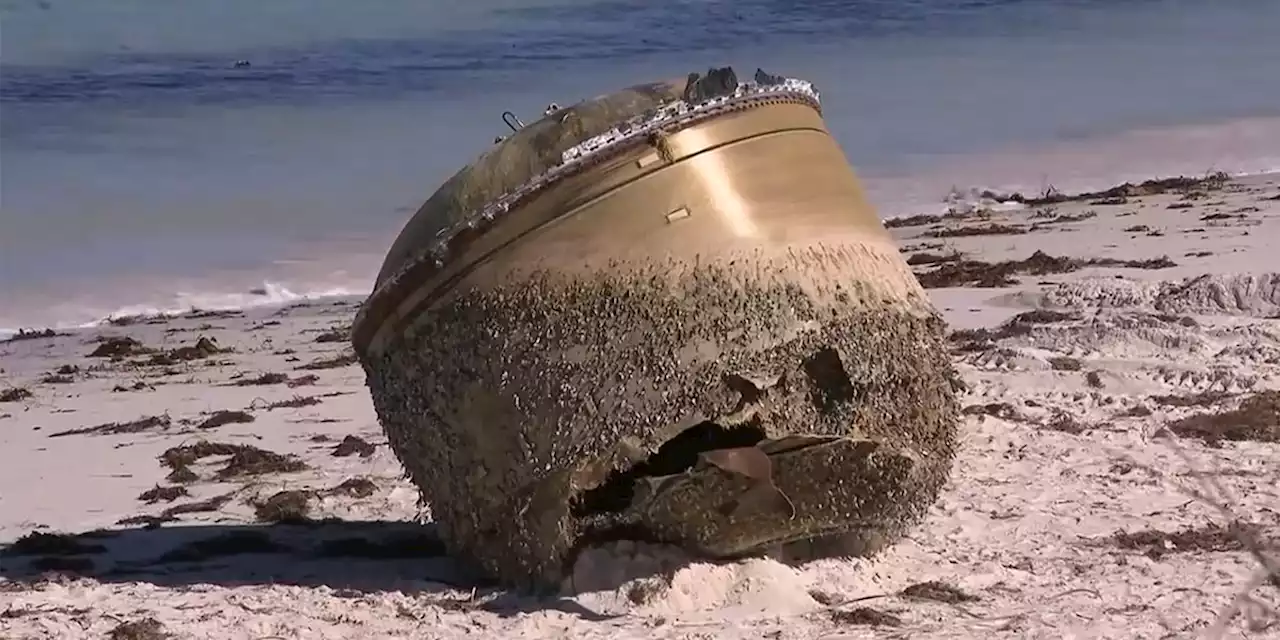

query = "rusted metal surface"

[{"left": 353, "top": 67, "right": 959, "bottom": 590}]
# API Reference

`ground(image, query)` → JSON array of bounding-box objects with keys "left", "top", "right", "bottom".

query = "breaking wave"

[{"left": 0, "top": 281, "right": 365, "bottom": 341}]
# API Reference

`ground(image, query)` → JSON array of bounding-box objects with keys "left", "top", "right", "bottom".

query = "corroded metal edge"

[{"left": 352, "top": 78, "right": 820, "bottom": 356}]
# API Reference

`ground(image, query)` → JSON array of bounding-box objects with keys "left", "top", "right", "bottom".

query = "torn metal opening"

[
  {"left": 569, "top": 347, "right": 859, "bottom": 523},
  {"left": 571, "top": 420, "right": 767, "bottom": 518}
]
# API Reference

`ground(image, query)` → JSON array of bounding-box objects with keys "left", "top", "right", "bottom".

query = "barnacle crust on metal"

[{"left": 351, "top": 66, "right": 960, "bottom": 590}]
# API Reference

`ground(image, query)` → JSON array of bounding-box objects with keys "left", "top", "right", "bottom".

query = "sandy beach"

[{"left": 1, "top": 172, "right": 1277, "bottom": 639}]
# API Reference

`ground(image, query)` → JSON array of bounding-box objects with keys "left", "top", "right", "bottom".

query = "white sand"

[{"left": 2, "top": 174, "right": 1277, "bottom": 639}]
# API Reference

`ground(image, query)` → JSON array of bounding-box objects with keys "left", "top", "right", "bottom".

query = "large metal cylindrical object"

[{"left": 352, "top": 69, "right": 959, "bottom": 589}]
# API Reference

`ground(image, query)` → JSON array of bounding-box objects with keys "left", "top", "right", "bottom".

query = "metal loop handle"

[{"left": 501, "top": 111, "right": 525, "bottom": 132}]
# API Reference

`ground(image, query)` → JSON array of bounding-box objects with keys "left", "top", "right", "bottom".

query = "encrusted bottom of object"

[{"left": 361, "top": 260, "right": 959, "bottom": 589}]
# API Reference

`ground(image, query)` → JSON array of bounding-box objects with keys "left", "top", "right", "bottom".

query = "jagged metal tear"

[{"left": 567, "top": 350, "right": 904, "bottom": 555}]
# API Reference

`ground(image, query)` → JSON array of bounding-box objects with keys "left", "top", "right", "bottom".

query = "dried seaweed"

[
  {"left": 196, "top": 410, "right": 255, "bottom": 429},
  {"left": 314, "top": 327, "right": 348, "bottom": 343},
  {"left": 331, "top": 435, "right": 376, "bottom": 458},
  {"left": 138, "top": 336, "right": 230, "bottom": 366},
  {"left": 922, "top": 223, "right": 1027, "bottom": 238},
  {"left": 253, "top": 490, "right": 315, "bottom": 524},
  {"left": 915, "top": 250, "right": 1176, "bottom": 289},
  {"left": 88, "top": 336, "right": 147, "bottom": 358},
  {"left": 0, "top": 387, "right": 32, "bottom": 403},
  {"left": 1166, "top": 390, "right": 1280, "bottom": 444},
  {"left": 1110, "top": 522, "right": 1265, "bottom": 559},
  {"left": 108, "top": 618, "right": 171, "bottom": 640},
  {"left": 899, "top": 580, "right": 980, "bottom": 604},
  {"left": 159, "top": 441, "right": 307, "bottom": 482},
  {"left": 830, "top": 607, "right": 902, "bottom": 627},
  {"left": 261, "top": 395, "right": 323, "bottom": 410},
  {"left": 48, "top": 415, "right": 170, "bottom": 438},
  {"left": 119, "top": 491, "right": 237, "bottom": 527},
  {"left": 137, "top": 485, "right": 190, "bottom": 504},
  {"left": 329, "top": 477, "right": 378, "bottom": 498},
  {"left": 1, "top": 328, "right": 65, "bottom": 343},
  {"left": 295, "top": 353, "right": 358, "bottom": 371},
  {"left": 1007, "top": 172, "right": 1230, "bottom": 206},
  {"left": 231, "top": 372, "right": 289, "bottom": 387}
]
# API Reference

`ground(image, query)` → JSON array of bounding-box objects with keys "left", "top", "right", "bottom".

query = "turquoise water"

[{"left": 2, "top": 0, "right": 1279, "bottom": 330}]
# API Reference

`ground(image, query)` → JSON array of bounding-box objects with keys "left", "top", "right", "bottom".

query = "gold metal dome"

[{"left": 352, "top": 67, "right": 959, "bottom": 589}]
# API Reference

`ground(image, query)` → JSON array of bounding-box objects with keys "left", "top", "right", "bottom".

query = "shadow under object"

[{"left": 351, "top": 66, "right": 960, "bottom": 590}]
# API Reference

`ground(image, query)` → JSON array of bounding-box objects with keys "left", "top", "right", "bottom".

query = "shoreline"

[
  {"left": 1, "top": 169, "right": 1277, "bottom": 639},
  {"left": 4, "top": 167, "right": 1278, "bottom": 341}
]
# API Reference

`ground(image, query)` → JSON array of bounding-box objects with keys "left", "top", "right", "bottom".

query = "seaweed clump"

[
  {"left": 1165, "top": 390, "right": 1280, "bottom": 444},
  {"left": 1, "top": 328, "right": 65, "bottom": 343},
  {"left": 1109, "top": 522, "right": 1263, "bottom": 559},
  {"left": 998, "top": 172, "right": 1231, "bottom": 206},
  {"left": 331, "top": 435, "right": 376, "bottom": 458},
  {"left": 296, "top": 352, "right": 358, "bottom": 371},
  {"left": 253, "top": 490, "right": 315, "bottom": 523},
  {"left": 139, "top": 336, "right": 230, "bottom": 365},
  {"left": 159, "top": 441, "right": 308, "bottom": 483},
  {"left": 913, "top": 250, "right": 1176, "bottom": 289},
  {"left": 107, "top": 618, "right": 171, "bottom": 640},
  {"left": 48, "top": 415, "right": 171, "bottom": 438},
  {"left": 0, "top": 387, "right": 33, "bottom": 403},
  {"left": 88, "top": 336, "right": 147, "bottom": 358},
  {"left": 196, "top": 409, "right": 255, "bottom": 429},
  {"left": 922, "top": 223, "right": 1027, "bottom": 238},
  {"left": 118, "top": 491, "right": 235, "bottom": 526},
  {"left": 138, "top": 485, "right": 190, "bottom": 504}
]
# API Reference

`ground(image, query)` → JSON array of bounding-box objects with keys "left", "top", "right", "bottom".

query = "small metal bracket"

[{"left": 501, "top": 111, "right": 525, "bottom": 133}]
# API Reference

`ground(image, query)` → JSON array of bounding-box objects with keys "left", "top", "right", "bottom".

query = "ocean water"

[{"left": 2, "top": 0, "right": 1279, "bottom": 332}]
